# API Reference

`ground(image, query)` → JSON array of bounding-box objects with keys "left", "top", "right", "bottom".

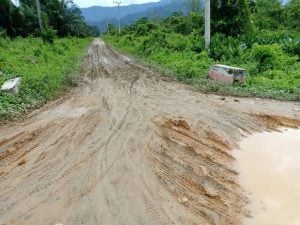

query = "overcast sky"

[{"left": 73, "top": 0, "right": 159, "bottom": 7}]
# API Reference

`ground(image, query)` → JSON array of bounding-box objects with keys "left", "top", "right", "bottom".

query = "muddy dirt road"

[{"left": 0, "top": 39, "right": 299, "bottom": 225}]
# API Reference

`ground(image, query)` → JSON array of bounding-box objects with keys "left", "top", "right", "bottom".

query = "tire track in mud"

[
  {"left": 71, "top": 42, "right": 147, "bottom": 224},
  {"left": 0, "top": 38, "right": 299, "bottom": 225},
  {"left": 146, "top": 118, "right": 244, "bottom": 225}
]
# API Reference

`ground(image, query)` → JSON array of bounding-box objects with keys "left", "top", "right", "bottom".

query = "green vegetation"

[
  {"left": 0, "top": 37, "right": 91, "bottom": 121},
  {"left": 0, "top": 0, "right": 299, "bottom": 124},
  {"left": 0, "top": 1, "right": 96, "bottom": 122},
  {"left": 0, "top": 0, "right": 99, "bottom": 38},
  {"left": 104, "top": 0, "right": 300, "bottom": 101}
]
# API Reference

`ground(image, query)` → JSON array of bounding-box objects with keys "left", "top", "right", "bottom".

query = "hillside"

[
  {"left": 80, "top": 0, "right": 167, "bottom": 22},
  {"left": 121, "top": 0, "right": 192, "bottom": 24},
  {"left": 80, "top": 0, "right": 194, "bottom": 32}
]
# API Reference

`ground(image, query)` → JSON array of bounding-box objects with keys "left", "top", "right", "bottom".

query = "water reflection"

[{"left": 235, "top": 129, "right": 300, "bottom": 225}]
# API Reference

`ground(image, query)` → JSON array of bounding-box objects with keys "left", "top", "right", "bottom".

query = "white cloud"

[{"left": 73, "top": 0, "right": 159, "bottom": 7}]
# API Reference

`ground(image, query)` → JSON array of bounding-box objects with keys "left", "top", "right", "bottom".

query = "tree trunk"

[{"left": 35, "top": 0, "right": 43, "bottom": 32}]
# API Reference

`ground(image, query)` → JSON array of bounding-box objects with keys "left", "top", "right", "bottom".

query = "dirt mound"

[{"left": 0, "top": 39, "right": 299, "bottom": 225}]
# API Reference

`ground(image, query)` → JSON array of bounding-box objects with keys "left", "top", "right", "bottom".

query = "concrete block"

[{"left": 1, "top": 77, "right": 22, "bottom": 94}]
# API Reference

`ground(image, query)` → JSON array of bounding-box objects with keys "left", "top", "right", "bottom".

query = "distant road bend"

[{"left": 0, "top": 39, "right": 299, "bottom": 225}]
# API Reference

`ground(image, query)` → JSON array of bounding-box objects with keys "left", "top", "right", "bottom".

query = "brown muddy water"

[{"left": 235, "top": 128, "right": 300, "bottom": 225}]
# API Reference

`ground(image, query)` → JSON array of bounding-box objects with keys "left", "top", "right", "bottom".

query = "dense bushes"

[
  {"left": 104, "top": 11, "right": 300, "bottom": 100},
  {"left": 250, "top": 44, "right": 296, "bottom": 72},
  {"left": 41, "top": 27, "right": 56, "bottom": 44},
  {"left": 209, "top": 34, "right": 241, "bottom": 61}
]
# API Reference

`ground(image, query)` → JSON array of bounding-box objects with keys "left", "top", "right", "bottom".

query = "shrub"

[
  {"left": 250, "top": 44, "right": 296, "bottom": 72},
  {"left": 41, "top": 27, "right": 57, "bottom": 44},
  {"left": 191, "top": 34, "right": 205, "bottom": 53},
  {"left": 166, "top": 34, "right": 190, "bottom": 51},
  {"left": 282, "top": 38, "right": 300, "bottom": 57},
  {"left": 209, "top": 34, "right": 241, "bottom": 61}
]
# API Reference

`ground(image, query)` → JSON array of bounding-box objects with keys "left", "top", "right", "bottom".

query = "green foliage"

[
  {"left": 209, "top": 34, "right": 241, "bottom": 61},
  {"left": 237, "top": 0, "right": 253, "bottom": 33},
  {"left": 134, "top": 18, "right": 157, "bottom": 36},
  {"left": 161, "top": 12, "right": 203, "bottom": 35},
  {"left": 0, "top": 37, "right": 91, "bottom": 121},
  {"left": 249, "top": 44, "right": 296, "bottom": 72},
  {"left": 103, "top": 11, "right": 300, "bottom": 101},
  {"left": 0, "top": 0, "right": 25, "bottom": 36},
  {"left": 211, "top": 0, "right": 253, "bottom": 36},
  {"left": 41, "top": 27, "right": 56, "bottom": 44},
  {"left": 46, "top": 0, "right": 96, "bottom": 37},
  {"left": 190, "top": 32, "right": 205, "bottom": 53},
  {"left": 253, "top": 0, "right": 283, "bottom": 30},
  {"left": 0, "top": 0, "right": 99, "bottom": 38},
  {"left": 282, "top": 38, "right": 300, "bottom": 57},
  {"left": 284, "top": 0, "right": 300, "bottom": 31}
]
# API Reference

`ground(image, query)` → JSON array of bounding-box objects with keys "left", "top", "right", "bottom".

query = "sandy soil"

[{"left": 0, "top": 39, "right": 299, "bottom": 225}]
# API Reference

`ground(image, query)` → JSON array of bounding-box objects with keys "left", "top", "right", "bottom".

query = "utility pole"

[
  {"left": 106, "top": 18, "right": 110, "bottom": 35},
  {"left": 35, "top": 0, "right": 43, "bottom": 32},
  {"left": 113, "top": 1, "right": 121, "bottom": 35},
  {"left": 107, "top": 21, "right": 110, "bottom": 35},
  {"left": 204, "top": 0, "right": 210, "bottom": 49}
]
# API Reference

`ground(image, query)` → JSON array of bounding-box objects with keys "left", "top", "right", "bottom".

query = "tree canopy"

[
  {"left": 0, "top": 0, "right": 99, "bottom": 38},
  {"left": 211, "top": 0, "right": 253, "bottom": 36}
]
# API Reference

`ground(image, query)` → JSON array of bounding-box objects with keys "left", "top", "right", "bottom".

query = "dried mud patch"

[
  {"left": 0, "top": 121, "right": 60, "bottom": 177},
  {"left": 255, "top": 114, "right": 300, "bottom": 130},
  {"left": 147, "top": 117, "right": 246, "bottom": 225}
]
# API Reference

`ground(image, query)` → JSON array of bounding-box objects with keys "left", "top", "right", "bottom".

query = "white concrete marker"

[{"left": 1, "top": 77, "right": 22, "bottom": 94}]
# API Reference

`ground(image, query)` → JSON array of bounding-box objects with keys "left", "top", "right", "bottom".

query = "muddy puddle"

[{"left": 235, "top": 128, "right": 300, "bottom": 225}]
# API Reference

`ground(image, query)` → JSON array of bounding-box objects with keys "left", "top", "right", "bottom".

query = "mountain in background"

[
  {"left": 80, "top": 0, "right": 197, "bottom": 32},
  {"left": 81, "top": 0, "right": 168, "bottom": 22},
  {"left": 121, "top": 0, "right": 192, "bottom": 24}
]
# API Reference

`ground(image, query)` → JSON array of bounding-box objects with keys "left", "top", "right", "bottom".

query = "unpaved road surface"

[{"left": 1, "top": 39, "right": 300, "bottom": 225}]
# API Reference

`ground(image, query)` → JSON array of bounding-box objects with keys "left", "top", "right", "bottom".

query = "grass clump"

[{"left": 0, "top": 37, "right": 91, "bottom": 122}]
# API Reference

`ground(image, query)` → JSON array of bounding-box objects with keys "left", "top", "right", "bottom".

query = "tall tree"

[
  {"left": 46, "top": 0, "right": 91, "bottom": 36},
  {"left": 0, "top": 0, "right": 14, "bottom": 35},
  {"left": 284, "top": 0, "right": 300, "bottom": 31},
  {"left": 237, "top": 0, "right": 253, "bottom": 33},
  {"left": 0, "top": 0, "right": 99, "bottom": 37},
  {"left": 0, "top": 0, "right": 25, "bottom": 36},
  {"left": 253, "top": 0, "right": 283, "bottom": 29},
  {"left": 211, "top": 0, "right": 253, "bottom": 36}
]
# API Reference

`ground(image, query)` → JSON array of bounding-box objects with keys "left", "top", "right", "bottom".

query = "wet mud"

[{"left": 0, "top": 39, "right": 299, "bottom": 225}]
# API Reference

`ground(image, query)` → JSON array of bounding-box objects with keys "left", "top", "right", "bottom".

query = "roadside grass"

[
  {"left": 103, "top": 33, "right": 300, "bottom": 101},
  {"left": 0, "top": 37, "right": 92, "bottom": 122}
]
